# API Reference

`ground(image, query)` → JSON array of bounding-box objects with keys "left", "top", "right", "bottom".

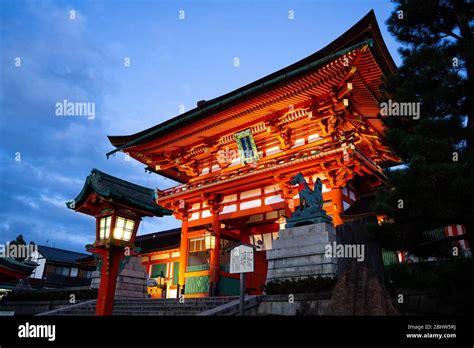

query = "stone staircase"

[{"left": 38, "top": 297, "right": 240, "bottom": 316}]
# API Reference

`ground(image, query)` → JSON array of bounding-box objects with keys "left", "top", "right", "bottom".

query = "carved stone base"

[
  {"left": 266, "top": 222, "right": 337, "bottom": 283},
  {"left": 285, "top": 208, "right": 332, "bottom": 228}
]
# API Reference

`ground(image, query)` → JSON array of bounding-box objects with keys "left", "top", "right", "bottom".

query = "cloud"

[
  {"left": 0, "top": 2, "right": 121, "bottom": 251},
  {"left": 40, "top": 193, "right": 69, "bottom": 209},
  {"left": 0, "top": 1, "right": 184, "bottom": 252},
  {"left": 1, "top": 1, "right": 401, "bottom": 253},
  {"left": 13, "top": 195, "right": 39, "bottom": 210}
]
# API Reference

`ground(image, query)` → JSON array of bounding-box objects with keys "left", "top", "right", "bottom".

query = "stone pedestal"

[
  {"left": 90, "top": 256, "right": 147, "bottom": 299},
  {"left": 90, "top": 271, "right": 100, "bottom": 289},
  {"left": 266, "top": 222, "right": 337, "bottom": 283},
  {"left": 285, "top": 209, "right": 332, "bottom": 229}
]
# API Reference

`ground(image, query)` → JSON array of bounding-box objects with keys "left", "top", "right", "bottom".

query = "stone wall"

[{"left": 246, "top": 293, "right": 331, "bottom": 316}]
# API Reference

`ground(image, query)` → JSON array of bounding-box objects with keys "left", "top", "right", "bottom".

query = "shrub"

[
  {"left": 384, "top": 258, "right": 474, "bottom": 315},
  {"left": 265, "top": 276, "right": 337, "bottom": 295}
]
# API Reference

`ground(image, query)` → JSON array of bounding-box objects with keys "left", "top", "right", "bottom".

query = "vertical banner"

[{"left": 234, "top": 129, "right": 259, "bottom": 164}]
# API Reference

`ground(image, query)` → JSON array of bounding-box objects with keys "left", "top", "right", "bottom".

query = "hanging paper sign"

[{"left": 234, "top": 129, "right": 259, "bottom": 165}]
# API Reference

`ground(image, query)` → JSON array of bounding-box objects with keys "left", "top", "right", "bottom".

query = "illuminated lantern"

[
  {"left": 67, "top": 169, "right": 171, "bottom": 315},
  {"left": 204, "top": 232, "right": 216, "bottom": 250}
]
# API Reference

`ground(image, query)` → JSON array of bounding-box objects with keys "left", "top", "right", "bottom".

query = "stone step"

[
  {"left": 116, "top": 304, "right": 227, "bottom": 307},
  {"left": 113, "top": 300, "right": 232, "bottom": 304},
  {"left": 113, "top": 299, "right": 235, "bottom": 305},
  {"left": 112, "top": 302, "right": 231, "bottom": 306},
  {"left": 116, "top": 296, "right": 237, "bottom": 301},
  {"left": 55, "top": 308, "right": 203, "bottom": 315},
  {"left": 111, "top": 304, "right": 229, "bottom": 309},
  {"left": 112, "top": 311, "right": 200, "bottom": 316},
  {"left": 58, "top": 311, "right": 93, "bottom": 315},
  {"left": 56, "top": 304, "right": 227, "bottom": 310},
  {"left": 46, "top": 296, "right": 238, "bottom": 316},
  {"left": 56, "top": 312, "right": 95, "bottom": 316}
]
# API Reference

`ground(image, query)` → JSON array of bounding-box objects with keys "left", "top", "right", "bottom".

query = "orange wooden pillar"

[
  {"left": 331, "top": 187, "right": 344, "bottom": 226},
  {"left": 94, "top": 247, "right": 123, "bottom": 316},
  {"left": 284, "top": 198, "right": 294, "bottom": 217},
  {"left": 145, "top": 263, "right": 151, "bottom": 276},
  {"left": 209, "top": 210, "right": 221, "bottom": 296},
  {"left": 177, "top": 218, "right": 189, "bottom": 296}
]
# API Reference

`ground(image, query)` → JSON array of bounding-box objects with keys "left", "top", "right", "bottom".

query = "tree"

[
  {"left": 9, "top": 234, "right": 26, "bottom": 247},
  {"left": 372, "top": 0, "right": 474, "bottom": 255}
]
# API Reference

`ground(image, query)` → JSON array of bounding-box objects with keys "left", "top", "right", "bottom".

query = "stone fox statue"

[{"left": 290, "top": 172, "right": 324, "bottom": 212}]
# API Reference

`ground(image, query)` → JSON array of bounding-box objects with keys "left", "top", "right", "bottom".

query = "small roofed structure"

[
  {"left": 67, "top": 168, "right": 171, "bottom": 219},
  {"left": 67, "top": 169, "right": 172, "bottom": 314},
  {"left": 0, "top": 258, "right": 37, "bottom": 291}
]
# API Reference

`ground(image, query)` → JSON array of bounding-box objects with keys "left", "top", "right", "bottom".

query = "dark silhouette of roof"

[
  {"left": 135, "top": 228, "right": 181, "bottom": 253},
  {"left": 37, "top": 245, "right": 91, "bottom": 265},
  {"left": 342, "top": 192, "right": 376, "bottom": 217},
  {"left": 0, "top": 257, "right": 37, "bottom": 275},
  {"left": 67, "top": 168, "right": 172, "bottom": 216}
]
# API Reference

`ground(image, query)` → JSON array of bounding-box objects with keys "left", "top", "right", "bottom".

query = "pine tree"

[{"left": 372, "top": 0, "right": 474, "bottom": 255}]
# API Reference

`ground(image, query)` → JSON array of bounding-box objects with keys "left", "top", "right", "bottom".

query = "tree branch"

[{"left": 432, "top": 25, "right": 462, "bottom": 41}]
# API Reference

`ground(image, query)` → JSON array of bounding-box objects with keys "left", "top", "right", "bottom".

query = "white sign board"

[{"left": 230, "top": 244, "right": 254, "bottom": 274}]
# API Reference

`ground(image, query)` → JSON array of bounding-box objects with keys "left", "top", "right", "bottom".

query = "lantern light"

[
  {"left": 97, "top": 215, "right": 137, "bottom": 243},
  {"left": 204, "top": 232, "right": 216, "bottom": 250},
  {"left": 99, "top": 216, "right": 112, "bottom": 240},
  {"left": 276, "top": 216, "right": 286, "bottom": 231},
  {"left": 113, "top": 216, "right": 135, "bottom": 242}
]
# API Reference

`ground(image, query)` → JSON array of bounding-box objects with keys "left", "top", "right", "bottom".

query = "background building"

[{"left": 28, "top": 245, "right": 95, "bottom": 289}]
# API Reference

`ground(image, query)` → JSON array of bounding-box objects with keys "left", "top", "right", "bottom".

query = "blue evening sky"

[{"left": 0, "top": 0, "right": 402, "bottom": 252}]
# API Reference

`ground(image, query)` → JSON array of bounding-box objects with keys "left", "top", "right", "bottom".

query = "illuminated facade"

[{"left": 106, "top": 11, "right": 399, "bottom": 298}]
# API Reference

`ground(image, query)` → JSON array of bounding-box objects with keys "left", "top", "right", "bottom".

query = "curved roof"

[
  {"left": 135, "top": 228, "right": 181, "bottom": 253},
  {"left": 67, "top": 168, "right": 172, "bottom": 217},
  {"left": 0, "top": 257, "right": 37, "bottom": 275},
  {"left": 37, "top": 245, "right": 91, "bottom": 264},
  {"left": 106, "top": 10, "right": 395, "bottom": 158}
]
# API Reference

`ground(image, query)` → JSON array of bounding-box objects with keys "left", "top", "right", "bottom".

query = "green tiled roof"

[
  {"left": 67, "top": 169, "right": 172, "bottom": 217},
  {"left": 0, "top": 257, "right": 37, "bottom": 274}
]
